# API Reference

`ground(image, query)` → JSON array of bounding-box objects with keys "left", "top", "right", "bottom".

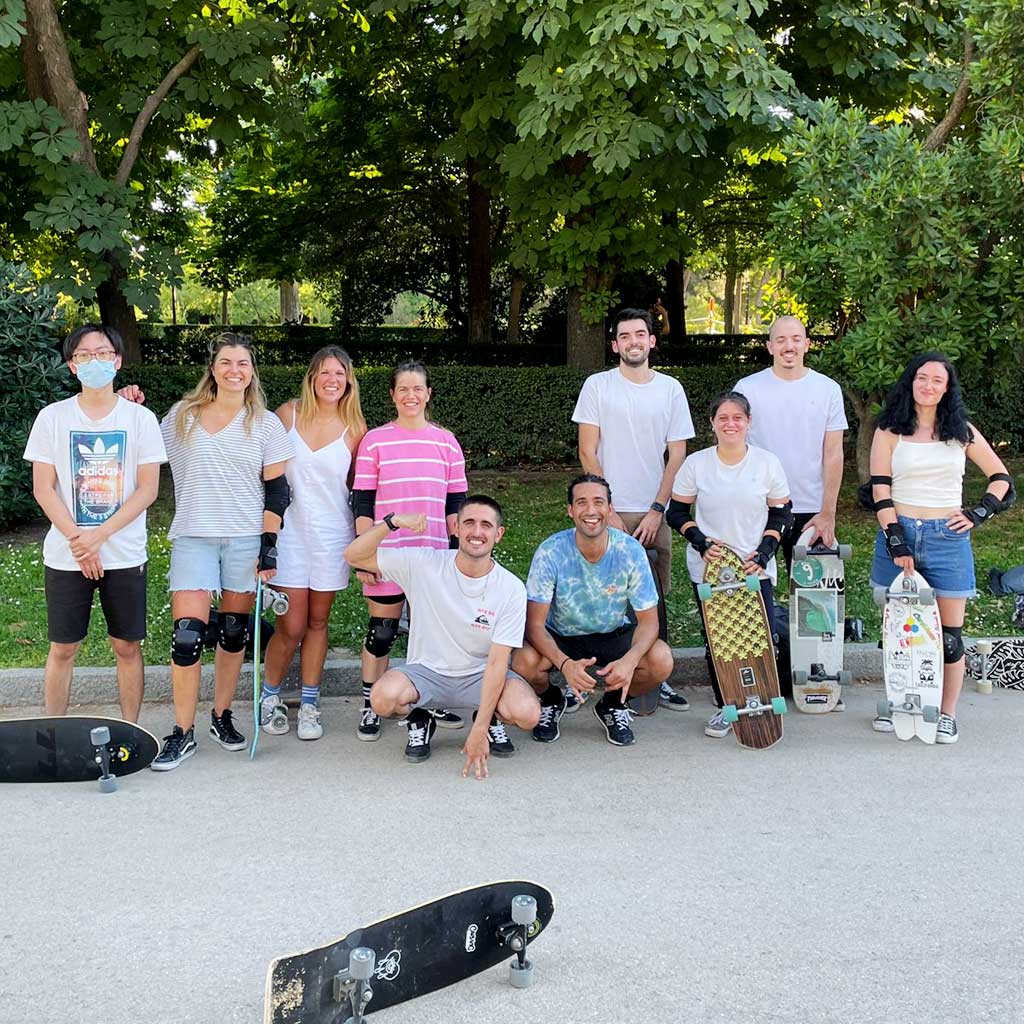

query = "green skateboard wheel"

[
  {"left": 697, "top": 582, "right": 713, "bottom": 601},
  {"left": 771, "top": 696, "right": 788, "bottom": 716},
  {"left": 745, "top": 575, "right": 761, "bottom": 592},
  {"left": 721, "top": 704, "right": 739, "bottom": 724}
]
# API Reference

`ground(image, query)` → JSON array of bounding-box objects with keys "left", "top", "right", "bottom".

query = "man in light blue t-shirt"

[{"left": 512, "top": 474, "right": 675, "bottom": 748}]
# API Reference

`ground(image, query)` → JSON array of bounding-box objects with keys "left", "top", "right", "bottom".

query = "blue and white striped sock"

[
  {"left": 261, "top": 682, "right": 282, "bottom": 701},
  {"left": 301, "top": 685, "right": 320, "bottom": 707}
]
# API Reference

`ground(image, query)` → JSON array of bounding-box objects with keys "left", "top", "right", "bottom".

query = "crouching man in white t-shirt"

[{"left": 344, "top": 496, "right": 540, "bottom": 778}]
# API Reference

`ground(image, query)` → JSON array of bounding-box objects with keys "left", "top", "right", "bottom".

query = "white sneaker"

[
  {"left": 705, "top": 710, "right": 731, "bottom": 738},
  {"left": 260, "top": 694, "right": 289, "bottom": 735},
  {"left": 297, "top": 703, "right": 323, "bottom": 741},
  {"left": 936, "top": 713, "right": 959, "bottom": 744},
  {"left": 872, "top": 715, "right": 895, "bottom": 733}
]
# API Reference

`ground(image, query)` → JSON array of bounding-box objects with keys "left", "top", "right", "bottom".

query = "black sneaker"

[
  {"left": 209, "top": 708, "right": 246, "bottom": 751},
  {"left": 357, "top": 704, "right": 382, "bottom": 742},
  {"left": 532, "top": 689, "right": 567, "bottom": 743},
  {"left": 593, "top": 702, "right": 636, "bottom": 746},
  {"left": 563, "top": 687, "right": 587, "bottom": 714},
  {"left": 429, "top": 708, "right": 464, "bottom": 729},
  {"left": 658, "top": 682, "right": 690, "bottom": 711},
  {"left": 404, "top": 710, "right": 437, "bottom": 763},
  {"left": 474, "top": 712, "right": 515, "bottom": 757},
  {"left": 151, "top": 726, "right": 197, "bottom": 771}
]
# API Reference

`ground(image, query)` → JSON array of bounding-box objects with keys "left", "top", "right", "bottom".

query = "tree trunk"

[
  {"left": 96, "top": 260, "right": 142, "bottom": 363},
  {"left": 665, "top": 257, "right": 686, "bottom": 342},
  {"left": 734, "top": 272, "right": 745, "bottom": 331},
  {"left": 507, "top": 271, "right": 524, "bottom": 344},
  {"left": 221, "top": 289, "right": 229, "bottom": 326},
  {"left": 466, "top": 158, "right": 492, "bottom": 346},
  {"left": 847, "top": 388, "right": 881, "bottom": 481},
  {"left": 170, "top": 285, "right": 177, "bottom": 326},
  {"left": 566, "top": 274, "right": 607, "bottom": 371},
  {"left": 279, "top": 280, "right": 300, "bottom": 323},
  {"left": 722, "top": 267, "right": 736, "bottom": 335}
]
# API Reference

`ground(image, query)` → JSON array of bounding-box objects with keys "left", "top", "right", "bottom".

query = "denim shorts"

[
  {"left": 169, "top": 536, "right": 260, "bottom": 594},
  {"left": 869, "top": 516, "right": 976, "bottom": 599}
]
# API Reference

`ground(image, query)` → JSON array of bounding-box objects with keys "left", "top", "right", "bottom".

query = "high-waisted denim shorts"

[
  {"left": 869, "top": 516, "right": 976, "bottom": 599},
  {"left": 168, "top": 535, "right": 260, "bottom": 595}
]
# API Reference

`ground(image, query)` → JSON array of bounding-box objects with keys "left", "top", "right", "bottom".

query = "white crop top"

[{"left": 890, "top": 437, "right": 966, "bottom": 508}]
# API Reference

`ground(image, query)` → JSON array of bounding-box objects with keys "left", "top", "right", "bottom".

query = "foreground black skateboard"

[
  {"left": 0, "top": 715, "right": 159, "bottom": 789},
  {"left": 264, "top": 880, "right": 554, "bottom": 1023}
]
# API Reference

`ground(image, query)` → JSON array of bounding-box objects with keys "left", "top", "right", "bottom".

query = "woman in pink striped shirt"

[{"left": 350, "top": 361, "right": 468, "bottom": 744}]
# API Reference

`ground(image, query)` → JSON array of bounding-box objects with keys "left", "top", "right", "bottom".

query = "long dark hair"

[{"left": 876, "top": 351, "right": 972, "bottom": 444}]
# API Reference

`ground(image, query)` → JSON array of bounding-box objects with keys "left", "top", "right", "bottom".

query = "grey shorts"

[{"left": 399, "top": 662, "right": 527, "bottom": 710}]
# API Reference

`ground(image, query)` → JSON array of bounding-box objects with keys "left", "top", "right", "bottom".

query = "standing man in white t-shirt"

[
  {"left": 572, "top": 307, "right": 695, "bottom": 711},
  {"left": 344, "top": 495, "right": 539, "bottom": 778},
  {"left": 735, "top": 316, "right": 848, "bottom": 567},
  {"left": 23, "top": 325, "right": 167, "bottom": 720}
]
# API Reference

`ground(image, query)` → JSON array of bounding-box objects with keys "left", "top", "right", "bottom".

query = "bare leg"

[
  {"left": 109, "top": 637, "right": 144, "bottom": 722},
  {"left": 624, "top": 641, "right": 676, "bottom": 697},
  {"left": 495, "top": 675, "right": 542, "bottom": 730},
  {"left": 511, "top": 644, "right": 553, "bottom": 694},
  {"left": 171, "top": 590, "right": 210, "bottom": 730},
  {"left": 262, "top": 587, "right": 309, "bottom": 686},
  {"left": 937, "top": 596, "right": 966, "bottom": 717},
  {"left": 43, "top": 642, "right": 81, "bottom": 716},
  {"left": 370, "top": 669, "right": 421, "bottom": 719},
  {"left": 213, "top": 588, "right": 256, "bottom": 715},
  {"left": 299, "top": 591, "right": 336, "bottom": 686}
]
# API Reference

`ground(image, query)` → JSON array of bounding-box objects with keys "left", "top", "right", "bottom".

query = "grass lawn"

[{"left": 1, "top": 462, "right": 1021, "bottom": 669}]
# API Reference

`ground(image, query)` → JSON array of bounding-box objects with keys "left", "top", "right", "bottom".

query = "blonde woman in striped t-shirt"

[{"left": 350, "top": 361, "right": 468, "bottom": 748}]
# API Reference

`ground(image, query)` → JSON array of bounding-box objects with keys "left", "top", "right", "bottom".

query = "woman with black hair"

[{"left": 869, "top": 352, "right": 1014, "bottom": 743}]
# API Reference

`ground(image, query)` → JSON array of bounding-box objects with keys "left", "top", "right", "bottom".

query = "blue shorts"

[
  {"left": 869, "top": 516, "right": 976, "bottom": 599},
  {"left": 169, "top": 536, "right": 260, "bottom": 595}
]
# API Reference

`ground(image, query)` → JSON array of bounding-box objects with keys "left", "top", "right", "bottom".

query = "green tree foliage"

[{"left": 0, "top": 258, "right": 69, "bottom": 526}]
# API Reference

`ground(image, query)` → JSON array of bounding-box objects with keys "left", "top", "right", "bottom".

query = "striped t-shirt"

[
  {"left": 353, "top": 421, "right": 468, "bottom": 598},
  {"left": 161, "top": 403, "right": 292, "bottom": 541}
]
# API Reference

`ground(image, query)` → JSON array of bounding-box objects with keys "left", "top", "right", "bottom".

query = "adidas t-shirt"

[
  {"left": 161, "top": 403, "right": 292, "bottom": 540},
  {"left": 23, "top": 395, "right": 167, "bottom": 570}
]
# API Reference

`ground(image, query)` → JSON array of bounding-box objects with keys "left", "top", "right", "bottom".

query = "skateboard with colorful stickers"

[{"left": 879, "top": 571, "right": 943, "bottom": 743}]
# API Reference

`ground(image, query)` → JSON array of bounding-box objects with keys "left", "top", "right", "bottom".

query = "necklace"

[{"left": 452, "top": 556, "right": 493, "bottom": 601}]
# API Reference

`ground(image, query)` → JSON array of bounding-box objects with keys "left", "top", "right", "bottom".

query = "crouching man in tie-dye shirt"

[{"left": 512, "top": 473, "right": 675, "bottom": 748}]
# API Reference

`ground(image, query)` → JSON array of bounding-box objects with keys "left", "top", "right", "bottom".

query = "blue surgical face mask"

[{"left": 76, "top": 358, "right": 118, "bottom": 390}]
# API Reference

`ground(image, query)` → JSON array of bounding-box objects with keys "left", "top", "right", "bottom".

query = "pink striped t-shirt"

[{"left": 353, "top": 421, "right": 468, "bottom": 598}]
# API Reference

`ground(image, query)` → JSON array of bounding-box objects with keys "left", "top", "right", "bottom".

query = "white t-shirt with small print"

[{"left": 161, "top": 403, "right": 292, "bottom": 540}]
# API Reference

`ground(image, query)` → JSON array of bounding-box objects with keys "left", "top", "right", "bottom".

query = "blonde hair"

[
  {"left": 175, "top": 332, "right": 267, "bottom": 440},
  {"left": 295, "top": 346, "right": 367, "bottom": 442}
]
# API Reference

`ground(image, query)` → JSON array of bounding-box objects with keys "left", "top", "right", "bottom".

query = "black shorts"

[
  {"left": 45, "top": 564, "right": 148, "bottom": 644},
  {"left": 552, "top": 625, "right": 634, "bottom": 669}
]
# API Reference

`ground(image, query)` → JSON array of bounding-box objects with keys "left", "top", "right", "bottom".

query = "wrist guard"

[
  {"left": 684, "top": 525, "right": 711, "bottom": 555},
  {"left": 258, "top": 532, "right": 278, "bottom": 571},
  {"left": 884, "top": 523, "right": 911, "bottom": 560},
  {"left": 964, "top": 474, "right": 1016, "bottom": 527},
  {"left": 751, "top": 535, "right": 779, "bottom": 569}
]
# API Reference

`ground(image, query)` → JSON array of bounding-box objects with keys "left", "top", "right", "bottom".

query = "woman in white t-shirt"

[
  {"left": 153, "top": 333, "right": 292, "bottom": 771},
  {"left": 668, "top": 391, "right": 792, "bottom": 738},
  {"left": 258, "top": 346, "right": 366, "bottom": 742}
]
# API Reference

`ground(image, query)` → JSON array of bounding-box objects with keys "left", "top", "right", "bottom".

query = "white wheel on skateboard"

[
  {"left": 511, "top": 894, "right": 537, "bottom": 926},
  {"left": 509, "top": 958, "right": 535, "bottom": 988}
]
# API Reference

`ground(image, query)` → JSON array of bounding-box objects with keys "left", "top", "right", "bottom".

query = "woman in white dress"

[{"left": 259, "top": 346, "right": 367, "bottom": 740}]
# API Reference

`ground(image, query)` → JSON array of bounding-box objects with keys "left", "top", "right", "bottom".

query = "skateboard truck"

[
  {"left": 496, "top": 894, "right": 537, "bottom": 988},
  {"left": 90, "top": 726, "right": 117, "bottom": 794},
  {"left": 975, "top": 640, "right": 993, "bottom": 694},
  {"left": 262, "top": 585, "right": 290, "bottom": 616},
  {"left": 697, "top": 567, "right": 761, "bottom": 602},
  {"left": 721, "top": 695, "right": 787, "bottom": 723},
  {"left": 332, "top": 947, "right": 375, "bottom": 1024}
]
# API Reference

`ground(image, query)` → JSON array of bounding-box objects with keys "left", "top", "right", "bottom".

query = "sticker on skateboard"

[{"left": 264, "top": 880, "right": 554, "bottom": 1023}]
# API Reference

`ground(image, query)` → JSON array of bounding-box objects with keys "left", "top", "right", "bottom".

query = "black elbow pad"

[
  {"left": 350, "top": 489, "right": 376, "bottom": 520},
  {"left": 263, "top": 475, "right": 291, "bottom": 520},
  {"left": 765, "top": 501, "right": 793, "bottom": 536},
  {"left": 666, "top": 499, "right": 691, "bottom": 532},
  {"left": 445, "top": 491, "right": 467, "bottom": 517}
]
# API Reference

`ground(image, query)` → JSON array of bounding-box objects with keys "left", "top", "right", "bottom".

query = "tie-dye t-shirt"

[{"left": 526, "top": 528, "right": 658, "bottom": 637}]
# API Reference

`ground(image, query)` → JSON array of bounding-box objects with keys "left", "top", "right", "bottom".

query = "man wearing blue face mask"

[{"left": 23, "top": 325, "right": 166, "bottom": 720}]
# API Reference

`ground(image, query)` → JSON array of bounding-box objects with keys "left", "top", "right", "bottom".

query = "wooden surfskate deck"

[
  {"left": 698, "top": 547, "right": 785, "bottom": 750},
  {"left": 0, "top": 715, "right": 159, "bottom": 784},
  {"left": 789, "top": 529, "right": 852, "bottom": 713},
  {"left": 264, "top": 880, "right": 554, "bottom": 1023},
  {"left": 880, "top": 572, "right": 943, "bottom": 743},
  {"left": 965, "top": 638, "right": 1024, "bottom": 692}
]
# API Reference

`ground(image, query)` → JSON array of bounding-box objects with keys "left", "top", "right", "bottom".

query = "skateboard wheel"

[
  {"left": 98, "top": 775, "right": 117, "bottom": 794},
  {"left": 976, "top": 640, "right": 993, "bottom": 656},
  {"left": 511, "top": 894, "right": 537, "bottom": 926},
  {"left": 90, "top": 726, "right": 111, "bottom": 746},
  {"left": 721, "top": 704, "right": 739, "bottom": 724},
  {"left": 838, "top": 670, "right": 853, "bottom": 686},
  {"left": 876, "top": 699, "right": 892, "bottom": 718},
  {"left": 918, "top": 587, "right": 935, "bottom": 605},
  {"left": 771, "top": 696, "right": 788, "bottom": 716},
  {"left": 349, "top": 947, "right": 375, "bottom": 980},
  {"left": 697, "top": 583, "right": 713, "bottom": 602},
  {"left": 922, "top": 705, "right": 940, "bottom": 724},
  {"left": 793, "top": 670, "right": 808, "bottom": 687},
  {"left": 838, "top": 544, "right": 853, "bottom": 560},
  {"left": 793, "top": 545, "right": 808, "bottom": 561},
  {"left": 744, "top": 575, "right": 760, "bottom": 592},
  {"left": 977, "top": 680, "right": 993, "bottom": 695},
  {"left": 509, "top": 958, "right": 534, "bottom": 989}
]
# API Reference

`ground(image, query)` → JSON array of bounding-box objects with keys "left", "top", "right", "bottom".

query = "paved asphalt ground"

[{"left": 3, "top": 681, "right": 1023, "bottom": 1024}]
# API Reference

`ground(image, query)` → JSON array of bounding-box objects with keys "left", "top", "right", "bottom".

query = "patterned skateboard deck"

[
  {"left": 699, "top": 546, "right": 784, "bottom": 749},
  {"left": 965, "top": 638, "right": 1024, "bottom": 691},
  {"left": 264, "top": 880, "right": 554, "bottom": 1023},
  {"left": 789, "top": 529, "right": 850, "bottom": 713},
  {"left": 881, "top": 572, "right": 943, "bottom": 743}
]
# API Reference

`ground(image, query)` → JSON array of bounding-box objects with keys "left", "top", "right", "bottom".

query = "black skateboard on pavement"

[{"left": 264, "top": 880, "right": 554, "bottom": 1023}]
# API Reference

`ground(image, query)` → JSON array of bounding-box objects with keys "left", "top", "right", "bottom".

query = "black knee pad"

[
  {"left": 942, "top": 626, "right": 964, "bottom": 664},
  {"left": 218, "top": 612, "right": 249, "bottom": 654},
  {"left": 171, "top": 617, "right": 206, "bottom": 667},
  {"left": 364, "top": 616, "right": 399, "bottom": 657}
]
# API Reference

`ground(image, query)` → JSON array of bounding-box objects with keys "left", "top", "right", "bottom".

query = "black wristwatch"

[
  {"left": 383, "top": 512, "right": 399, "bottom": 532},
  {"left": 650, "top": 501, "right": 666, "bottom": 514}
]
